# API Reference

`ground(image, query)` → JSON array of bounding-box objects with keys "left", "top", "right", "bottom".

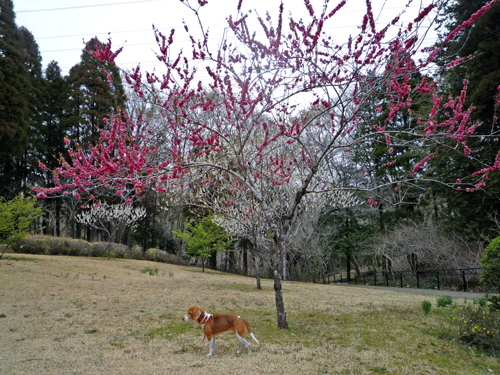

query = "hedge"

[{"left": 12, "top": 235, "right": 185, "bottom": 265}]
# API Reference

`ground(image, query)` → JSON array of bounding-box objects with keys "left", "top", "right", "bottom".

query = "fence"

[{"left": 326, "top": 267, "right": 487, "bottom": 292}]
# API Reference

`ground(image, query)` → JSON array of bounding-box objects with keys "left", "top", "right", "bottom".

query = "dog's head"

[{"left": 182, "top": 305, "right": 202, "bottom": 322}]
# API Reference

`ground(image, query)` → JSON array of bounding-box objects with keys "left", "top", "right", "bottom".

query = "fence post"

[
  {"left": 355, "top": 274, "right": 358, "bottom": 285},
  {"left": 363, "top": 274, "right": 366, "bottom": 285},
  {"left": 400, "top": 272, "right": 403, "bottom": 288},
  {"left": 462, "top": 270, "right": 467, "bottom": 291},
  {"left": 374, "top": 272, "right": 377, "bottom": 286},
  {"left": 416, "top": 272, "right": 420, "bottom": 289},
  {"left": 386, "top": 272, "right": 389, "bottom": 287},
  {"left": 437, "top": 272, "right": 440, "bottom": 290}
]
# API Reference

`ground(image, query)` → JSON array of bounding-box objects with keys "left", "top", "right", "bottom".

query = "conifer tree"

[
  {"left": 66, "top": 38, "right": 126, "bottom": 147},
  {"left": 19, "top": 26, "right": 46, "bottom": 189},
  {"left": 0, "top": 0, "right": 30, "bottom": 197},
  {"left": 433, "top": 0, "right": 500, "bottom": 238}
]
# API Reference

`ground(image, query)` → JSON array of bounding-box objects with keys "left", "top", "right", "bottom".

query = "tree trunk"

[
  {"left": 254, "top": 251, "right": 262, "bottom": 290},
  {"left": 55, "top": 198, "right": 61, "bottom": 237},
  {"left": 274, "top": 238, "right": 289, "bottom": 329},
  {"left": 227, "top": 250, "right": 236, "bottom": 273},
  {"left": 209, "top": 250, "right": 217, "bottom": 270},
  {"left": 42, "top": 203, "right": 50, "bottom": 235},
  {"left": 346, "top": 250, "right": 352, "bottom": 283},
  {"left": 274, "top": 270, "right": 288, "bottom": 329},
  {"left": 243, "top": 243, "right": 248, "bottom": 274}
]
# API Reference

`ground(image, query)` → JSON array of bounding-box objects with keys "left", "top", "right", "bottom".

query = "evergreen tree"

[
  {"left": 43, "top": 61, "right": 69, "bottom": 171},
  {"left": 19, "top": 26, "right": 46, "bottom": 189},
  {"left": 66, "top": 38, "right": 126, "bottom": 147},
  {"left": 433, "top": 0, "right": 500, "bottom": 239},
  {"left": 0, "top": 0, "right": 30, "bottom": 197},
  {"left": 40, "top": 61, "right": 70, "bottom": 236},
  {"left": 352, "top": 72, "right": 434, "bottom": 228}
]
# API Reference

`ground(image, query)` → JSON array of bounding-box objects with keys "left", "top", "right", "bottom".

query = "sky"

[{"left": 14, "top": 0, "right": 438, "bottom": 77}]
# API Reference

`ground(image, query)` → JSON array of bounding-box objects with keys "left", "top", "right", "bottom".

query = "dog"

[{"left": 182, "top": 305, "right": 259, "bottom": 357}]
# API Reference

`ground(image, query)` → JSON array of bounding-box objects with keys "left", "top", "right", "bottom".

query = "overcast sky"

[{"left": 15, "top": 0, "right": 437, "bottom": 77}]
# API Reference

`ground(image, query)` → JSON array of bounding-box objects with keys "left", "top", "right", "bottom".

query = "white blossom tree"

[{"left": 76, "top": 201, "right": 146, "bottom": 258}]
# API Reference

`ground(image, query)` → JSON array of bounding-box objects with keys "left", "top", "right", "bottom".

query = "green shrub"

[
  {"left": 145, "top": 248, "right": 184, "bottom": 265},
  {"left": 481, "top": 236, "right": 500, "bottom": 293},
  {"left": 67, "top": 239, "right": 92, "bottom": 256},
  {"left": 13, "top": 235, "right": 186, "bottom": 265},
  {"left": 437, "top": 296, "right": 453, "bottom": 307},
  {"left": 125, "top": 245, "right": 143, "bottom": 259},
  {"left": 474, "top": 297, "right": 488, "bottom": 307},
  {"left": 422, "top": 300, "right": 432, "bottom": 314},
  {"left": 141, "top": 266, "right": 159, "bottom": 276},
  {"left": 455, "top": 304, "right": 500, "bottom": 355},
  {"left": 485, "top": 294, "right": 500, "bottom": 311},
  {"left": 14, "top": 235, "right": 92, "bottom": 256},
  {"left": 90, "top": 242, "right": 131, "bottom": 258}
]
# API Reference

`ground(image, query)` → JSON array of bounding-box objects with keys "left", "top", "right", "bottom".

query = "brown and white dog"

[{"left": 182, "top": 305, "right": 259, "bottom": 357}]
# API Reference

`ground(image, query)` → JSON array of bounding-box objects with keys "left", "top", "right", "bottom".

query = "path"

[{"left": 333, "top": 283, "right": 492, "bottom": 299}]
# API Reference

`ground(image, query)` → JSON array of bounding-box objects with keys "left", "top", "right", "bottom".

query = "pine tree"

[
  {"left": 19, "top": 26, "right": 46, "bottom": 189},
  {"left": 433, "top": 0, "right": 500, "bottom": 239},
  {"left": 0, "top": 0, "right": 30, "bottom": 197},
  {"left": 43, "top": 61, "right": 69, "bottom": 171},
  {"left": 66, "top": 38, "right": 126, "bottom": 147}
]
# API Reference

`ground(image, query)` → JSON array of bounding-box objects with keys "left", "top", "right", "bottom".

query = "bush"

[
  {"left": 90, "top": 242, "right": 131, "bottom": 258},
  {"left": 67, "top": 239, "right": 92, "bottom": 256},
  {"left": 455, "top": 304, "right": 500, "bottom": 355},
  {"left": 422, "top": 300, "right": 432, "bottom": 314},
  {"left": 481, "top": 237, "right": 500, "bottom": 293},
  {"left": 437, "top": 296, "right": 453, "bottom": 307},
  {"left": 141, "top": 266, "right": 159, "bottom": 276},
  {"left": 14, "top": 235, "right": 92, "bottom": 256},
  {"left": 13, "top": 235, "right": 186, "bottom": 266},
  {"left": 485, "top": 294, "right": 500, "bottom": 311},
  {"left": 145, "top": 248, "right": 184, "bottom": 265}
]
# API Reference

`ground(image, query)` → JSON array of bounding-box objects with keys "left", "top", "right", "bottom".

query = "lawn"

[{"left": 0, "top": 254, "right": 498, "bottom": 374}]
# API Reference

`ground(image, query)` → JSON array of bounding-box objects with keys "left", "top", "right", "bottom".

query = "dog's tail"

[{"left": 243, "top": 319, "right": 260, "bottom": 346}]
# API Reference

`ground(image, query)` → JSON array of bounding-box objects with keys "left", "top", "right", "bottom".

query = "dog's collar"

[{"left": 199, "top": 311, "right": 212, "bottom": 325}]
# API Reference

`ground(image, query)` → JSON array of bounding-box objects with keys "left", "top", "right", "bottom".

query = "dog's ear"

[{"left": 188, "top": 306, "right": 201, "bottom": 320}]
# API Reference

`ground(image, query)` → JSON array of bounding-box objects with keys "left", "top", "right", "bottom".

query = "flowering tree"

[
  {"left": 36, "top": 0, "right": 500, "bottom": 328},
  {"left": 75, "top": 201, "right": 146, "bottom": 258}
]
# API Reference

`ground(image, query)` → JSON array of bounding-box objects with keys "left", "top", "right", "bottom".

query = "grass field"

[{"left": 0, "top": 254, "right": 498, "bottom": 374}]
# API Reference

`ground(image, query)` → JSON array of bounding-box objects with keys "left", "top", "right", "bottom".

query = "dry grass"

[{"left": 0, "top": 254, "right": 498, "bottom": 375}]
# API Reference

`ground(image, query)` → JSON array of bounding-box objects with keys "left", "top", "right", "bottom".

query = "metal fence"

[{"left": 326, "top": 267, "right": 488, "bottom": 292}]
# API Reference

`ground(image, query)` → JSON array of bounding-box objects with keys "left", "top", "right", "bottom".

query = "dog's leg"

[
  {"left": 207, "top": 337, "right": 216, "bottom": 357},
  {"left": 237, "top": 339, "right": 245, "bottom": 354},
  {"left": 236, "top": 332, "right": 252, "bottom": 355}
]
